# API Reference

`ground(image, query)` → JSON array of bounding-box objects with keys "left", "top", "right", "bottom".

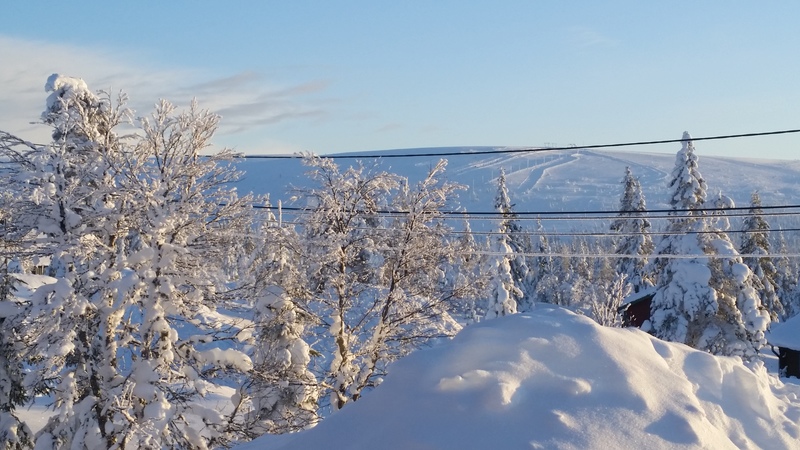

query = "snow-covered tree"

[
  {"left": 0, "top": 242, "right": 32, "bottom": 450},
  {"left": 107, "top": 100, "right": 255, "bottom": 448},
  {"left": 740, "top": 192, "right": 783, "bottom": 321},
  {"left": 610, "top": 167, "right": 654, "bottom": 292},
  {"left": 294, "top": 157, "right": 469, "bottom": 410},
  {"left": 705, "top": 192, "right": 770, "bottom": 356},
  {"left": 10, "top": 74, "right": 132, "bottom": 449},
  {"left": 590, "top": 273, "right": 630, "bottom": 327},
  {"left": 0, "top": 137, "right": 38, "bottom": 450},
  {"left": 493, "top": 169, "right": 533, "bottom": 310},
  {"left": 650, "top": 133, "right": 713, "bottom": 340},
  {"left": 1, "top": 76, "right": 256, "bottom": 448},
  {"left": 650, "top": 133, "right": 768, "bottom": 359},
  {"left": 484, "top": 232, "right": 522, "bottom": 320},
  {"left": 774, "top": 231, "right": 800, "bottom": 318},
  {"left": 447, "top": 220, "right": 488, "bottom": 322},
  {"left": 245, "top": 290, "right": 319, "bottom": 435},
  {"left": 530, "top": 219, "right": 557, "bottom": 303}
]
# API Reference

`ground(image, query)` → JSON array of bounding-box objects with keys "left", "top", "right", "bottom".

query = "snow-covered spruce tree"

[
  {"left": 650, "top": 132, "right": 714, "bottom": 344},
  {"left": 483, "top": 231, "right": 522, "bottom": 320},
  {"left": 530, "top": 219, "right": 558, "bottom": 303},
  {"left": 295, "top": 157, "right": 469, "bottom": 410},
  {"left": 704, "top": 193, "right": 770, "bottom": 357},
  {"left": 493, "top": 169, "right": 533, "bottom": 310},
  {"left": 649, "top": 132, "right": 768, "bottom": 359},
  {"left": 740, "top": 191, "right": 783, "bottom": 321},
  {"left": 0, "top": 194, "right": 33, "bottom": 449},
  {"left": 245, "top": 289, "right": 319, "bottom": 435},
  {"left": 236, "top": 211, "right": 320, "bottom": 437},
  {"left": 774, "top": 231, "right": 800, "bottom": 318},
  {"left": 610, "top": 167, "right": 654, "bottom": 293},
  {"left": 567, "top": 238, "right": 594, "bottom": 307},
  {"left": 0, "top": 131, "right": 52, "bottom": 450},
  {"left": 450, "top": 220, "right": 488, "bottom": 322}
]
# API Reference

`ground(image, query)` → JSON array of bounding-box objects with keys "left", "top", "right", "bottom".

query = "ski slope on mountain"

[
  {"left": 234, "top": 147, "right": 800, "bottom": 232},
  {"left": 238, "top": 305, "right": 800, "bottom": 450}
]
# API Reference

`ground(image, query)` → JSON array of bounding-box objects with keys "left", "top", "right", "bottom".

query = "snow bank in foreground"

[{"left": 240, "top": 305, "right": 800, "bottom": 450}]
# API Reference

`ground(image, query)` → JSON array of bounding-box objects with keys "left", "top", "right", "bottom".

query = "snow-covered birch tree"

[
  {"left": 9, "top": 74, "right": 134, "bottom": 450},
  {"left": 108, "top": 99, "right": 255, "bottom": 448},
  {"left": 294, "top": 157, "right": 469, "bottom": 410},
  {"left": 1, "top": 75, "right": 257, "bottom": 448}
]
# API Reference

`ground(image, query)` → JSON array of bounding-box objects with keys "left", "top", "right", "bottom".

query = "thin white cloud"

[
  {"left": 567, "top": 26, "right": 617, "bottom": 49},
  {"left": 0, "top": 35, "right": 329, "bottom": 150}
]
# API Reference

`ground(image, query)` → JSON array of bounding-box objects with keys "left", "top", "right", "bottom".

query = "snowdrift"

[{"left": 241, "top": 305, "right": 800, "bottom": 449}]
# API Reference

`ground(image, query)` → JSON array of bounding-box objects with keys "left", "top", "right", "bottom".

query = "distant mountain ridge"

[{"left": 233, "top": 147, "right": 800, "bottom": 232}]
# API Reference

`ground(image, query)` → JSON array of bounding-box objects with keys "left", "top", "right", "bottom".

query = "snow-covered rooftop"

[
  {"left": 621, "top": 286, "right": 657, "bottom": 307},
  {"left": 767, "top": 314, "right": 800, "bottom": 349}
]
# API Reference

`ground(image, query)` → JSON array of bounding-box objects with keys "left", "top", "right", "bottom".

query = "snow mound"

[{"left": 241, "top": 305, "right": 800, "bottom": 450}]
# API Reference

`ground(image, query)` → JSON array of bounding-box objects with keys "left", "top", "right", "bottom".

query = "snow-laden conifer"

[
  {"left": 450, "top": 220, "right": 488, "bottom": 322},
  {"left": 493, "top": 169, "right": 533, "bottom": 309},
  {"left": 740, "top": 192, "right": 783, "bottom": 321},
  {"left": 650, "top": 133, "right": 769, "bottom": 359},
  {"left": 484, "top": 233, "right": 521, "bottom": 319},
  {"left": 0, "top": 192, "right": 33, "bottom": 440},
  {"left": 773, "top": 232, "right": 800, "bottom": 318},
  {"left": 610, "top": 167, "right": 654, "bottom": 292},
  {"left": 246, "top": 290, "right": 319, "bottom": 435}
]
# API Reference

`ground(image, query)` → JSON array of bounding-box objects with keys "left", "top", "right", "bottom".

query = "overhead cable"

[
  {"left": 241, "top": 128, "right": 800, "bottom": 160},
  {"left": 251, "top": 202, "right": 800, "bottom": 218}
]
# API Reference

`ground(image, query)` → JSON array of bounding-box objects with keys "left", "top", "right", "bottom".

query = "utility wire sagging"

[{"left": 240, "top": 128, "right": 800, "bottom": 159}]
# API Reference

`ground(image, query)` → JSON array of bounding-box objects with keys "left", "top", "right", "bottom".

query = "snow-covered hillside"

[
  {"left": 240, "top": 305, "right": 800, "bottom": 450},
  {"left": 234, "top": 146, "right": 800, "bottom": 231}
]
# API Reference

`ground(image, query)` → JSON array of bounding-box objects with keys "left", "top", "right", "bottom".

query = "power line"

[
  {"left": 463, "top": 250, "right": 800, "bottom": 260},
  {"left": 248, "top": 221, "right": 800, "bottom": 238},
  {"left": 240, "top": 128, "right": 800, "bottom": 160},
  {"left": 263, "top": 210, "right": 800, "bottom": 223},
  {"left": 431, "top": 227, "right": 800, "bottom": 238},
  {"left": 251, "top": 203, "right": 800, "bottom": 219}
]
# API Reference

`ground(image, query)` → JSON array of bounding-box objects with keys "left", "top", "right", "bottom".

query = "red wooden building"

[{"left": 618, "top": 288, "right": 656, "bottom": 329}]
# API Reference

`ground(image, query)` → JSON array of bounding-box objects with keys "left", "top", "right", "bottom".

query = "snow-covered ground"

[{"left": 239, "top": 305, "right": 800, "bottom": 450}]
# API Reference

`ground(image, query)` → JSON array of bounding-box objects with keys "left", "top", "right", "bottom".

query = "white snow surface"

[
  {"left": 239, "top": 305, "right": 800, "bottom": 450},
  {"left": 768, "top": 314, "right": 800, "bottom": 349}
]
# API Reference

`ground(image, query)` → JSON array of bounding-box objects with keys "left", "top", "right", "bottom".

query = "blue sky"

[{"left": 2, "top": 1, "right": 799, "bottom": 158}]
